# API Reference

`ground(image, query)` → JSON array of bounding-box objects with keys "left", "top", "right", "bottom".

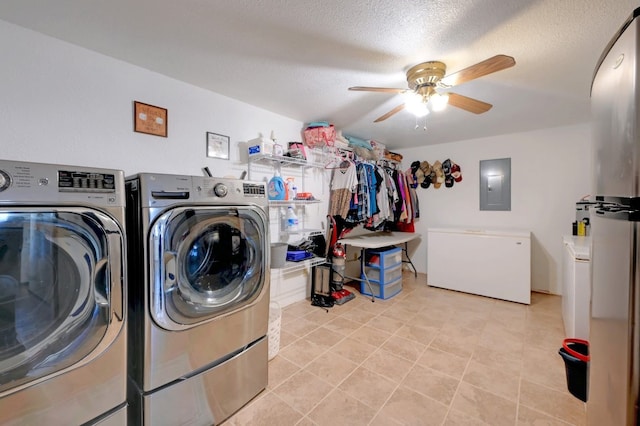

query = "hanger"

[
  {"left": 325, "top": 148, "right": 354, "bottom": 170},
  {"left": 378, "top": 158, "right": 397, "bottom": 170}
]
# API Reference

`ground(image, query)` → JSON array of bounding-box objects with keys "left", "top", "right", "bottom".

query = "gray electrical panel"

[{"left": 479, "top": 158, "right": 511, "bottom": 211}]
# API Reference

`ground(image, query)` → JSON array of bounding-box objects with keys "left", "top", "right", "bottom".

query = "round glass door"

[
  {"left": 0, "top": 209, "right": 123, "bottom": 393},
  {"left": 151, "top": 206, "right": 267, "bottom": 329}
]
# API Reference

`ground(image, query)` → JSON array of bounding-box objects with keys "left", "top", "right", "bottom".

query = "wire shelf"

[
  {"left": 268, "top": 199, "right": 322, "bottom": 206},
  {"left": 248, "top": 153, "right": 324, "bottom": 169},
  {"left": 272, "top": 256, "right": 326, "bottom": 274}
]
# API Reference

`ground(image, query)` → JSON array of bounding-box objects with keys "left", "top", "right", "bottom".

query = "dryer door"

[
  {"left": 0, "top": 208, "right": 124, "bottom": 394},
  {"left": 150, "top": 205, "right": 268, "bottom": 329}
]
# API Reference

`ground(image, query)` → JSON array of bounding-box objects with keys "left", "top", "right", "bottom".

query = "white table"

[
  {"left": 337, "top": 231, "right": 421, "bottom": 301},
  {"left": 338, "top": 231, "right": 420, "bottom": 275}
]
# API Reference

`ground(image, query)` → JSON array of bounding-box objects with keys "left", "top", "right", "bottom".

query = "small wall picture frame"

[
  {"left": 206, "top": 132, "right": 230, "bottom": 160},
  {"left": 134, "top": 101, "right": 167, "bottom": 137}
]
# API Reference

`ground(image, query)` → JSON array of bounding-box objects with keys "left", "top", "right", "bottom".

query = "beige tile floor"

[{"left": 225, "top": 272, "right": 586, "bottom": 426}]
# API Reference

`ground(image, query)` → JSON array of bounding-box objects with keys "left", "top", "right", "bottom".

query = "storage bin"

[
  {"left": 364, "top": 247, "right": 402, "bottom": 269},
  {"left": 247, "top": 137, "right": 274, "bottom": 156},
  {"left": 286, "top": 250, "right": 312, "bottom": 262},
  {"left": 360, "top": 277, "right": 402, "bottom": 300},
  {"left": 362, "top": 263, "right": 402, "bottom": 284}
]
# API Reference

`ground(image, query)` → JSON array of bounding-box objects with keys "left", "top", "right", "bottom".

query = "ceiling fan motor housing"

[{"left": 406, "top": 61, "right": 447, "bottom": 90}]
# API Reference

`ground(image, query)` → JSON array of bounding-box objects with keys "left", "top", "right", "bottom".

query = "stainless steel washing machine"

[
  {"left": 125, "top": 173, "right": 269, "bottom": 426},
  {"left": 0, "top": 159, "right": 127, "bottom": 425}
]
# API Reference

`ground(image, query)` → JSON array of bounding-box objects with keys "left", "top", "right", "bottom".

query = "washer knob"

[
  {"left": 213, "top": 183, "right": 228, "bottom": 197},
  {"left": 0, "top": 170, "right": 11, "bottom": 192}
]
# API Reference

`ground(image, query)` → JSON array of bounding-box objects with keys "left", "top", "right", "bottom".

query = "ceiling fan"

[{"left": 349, "top": 55, "right": 516, "bottom": 122}]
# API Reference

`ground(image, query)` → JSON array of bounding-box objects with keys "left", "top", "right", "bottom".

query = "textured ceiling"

[{"left": 0, "top": 0, "right": 637, "bottom": 149}]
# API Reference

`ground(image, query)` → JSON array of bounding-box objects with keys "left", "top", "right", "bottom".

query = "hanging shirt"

[
  {"left": 351, "top": 163, "right": 370, "bottom": 222},
  {"left": 375, "top": 165, "right": 390, "bottom": 223},
  {"left": 365, "top": 163, "right": 377, "bottom": 217},
  {"left": 328, "top": 162, "right": 357, "bottom": 218}
]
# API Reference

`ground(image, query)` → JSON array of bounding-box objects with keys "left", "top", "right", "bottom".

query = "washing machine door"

[
  {"left": 150, "top": 205, "right": 268, "bottom": 329},
  {"left": 0, "top": 208, "right": 124, "bottom": 394}
]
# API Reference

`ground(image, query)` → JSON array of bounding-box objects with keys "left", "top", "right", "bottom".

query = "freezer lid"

[
  {"left": 427, "top": 227, "right": 531, "bottom": 238},
  {"left": 563, "top": 235, "right": 591, "bottom": 261}
]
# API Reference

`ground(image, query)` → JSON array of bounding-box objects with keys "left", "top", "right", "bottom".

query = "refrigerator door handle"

[
  {"left": 594, "top": 206, "right": 640, "bottom": 221},
  {"left": 595, "top": 196, "right": 640, "bottom": 210}
]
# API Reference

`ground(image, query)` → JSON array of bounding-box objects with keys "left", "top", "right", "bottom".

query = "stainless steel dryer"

[
  {"left": 125, "top": 173, "right": 269, "bottom": 426},
  {"left": 0, "top": 160, "right": 127, "bottom": 425}
]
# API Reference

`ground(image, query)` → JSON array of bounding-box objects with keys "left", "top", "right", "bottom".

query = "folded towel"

[
  {"left": 345, "top": 135, "right": 373, "bottom": 150},
  {"left": 306, "top": 121, "right": 330, "bottom": 128}
]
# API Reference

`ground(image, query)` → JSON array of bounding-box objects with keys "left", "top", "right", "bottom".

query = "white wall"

[
  {"left": 0, "top": 20, "right": 324, "bottom": 305},
  {"left": 397, "top": 123, "right": 592, "bottom": 294},
  {"left": 0, "top": 19, "right": 306, "bottom": 175}
]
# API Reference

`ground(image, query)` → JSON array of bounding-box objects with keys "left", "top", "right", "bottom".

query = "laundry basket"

[{"left": 268, "top": 301, "right": 282, "bottom": 360}]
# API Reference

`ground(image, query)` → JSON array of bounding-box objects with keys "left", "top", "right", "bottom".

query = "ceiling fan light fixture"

[
  {"left": 405, "top": 103, "right": 429, "bottom": 118},
  {"left": 431, "top": 93, "right": 449, "bottom": 112},
  {"left": 410, "top": 103, "right": 429, "bottom": 118},
  {"left": 403, "top": 93, "right": 430, "bottom": 117}
]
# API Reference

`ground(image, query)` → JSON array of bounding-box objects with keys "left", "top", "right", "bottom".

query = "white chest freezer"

[{"left": 427, "top": 228, "right": 531, "bottom": 304}]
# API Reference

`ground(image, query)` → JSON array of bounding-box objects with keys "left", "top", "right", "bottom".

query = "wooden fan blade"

[
  {"left": 349, "top": 86, "right": 407, "bottom": 93},
  {"left": 374, "top": 104, "right": 406, "bottom": 122},
  {"left": 440, "top": 55, "right": 515, "bottom": 87},
  {"left": 446, "top": 93, "right": 492, "bottom": 114}
]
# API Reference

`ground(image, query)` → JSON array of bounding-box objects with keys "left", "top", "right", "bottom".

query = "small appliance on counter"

[{"left": 573, "top": 200, "right": 596, "bottom": 236}]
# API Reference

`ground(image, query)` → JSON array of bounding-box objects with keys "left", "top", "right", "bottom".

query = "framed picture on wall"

[
  {"left": 206, "top": 132, "right": 230, "bottom": 160},
  {"left": 134, "top": 101, "right": 168, "bottom": 137}
]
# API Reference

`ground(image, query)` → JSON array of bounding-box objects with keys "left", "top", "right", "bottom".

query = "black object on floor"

[{"left": 558, "top": 338, "right": 589, "bottom": 402}]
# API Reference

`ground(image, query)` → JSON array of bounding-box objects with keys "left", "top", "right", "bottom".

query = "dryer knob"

[
  {"left": 213, "top": 183, "right": 228, "bottom": 197},
  {"left": 0, "top": 170, "right": 11, "bottom": 192}
]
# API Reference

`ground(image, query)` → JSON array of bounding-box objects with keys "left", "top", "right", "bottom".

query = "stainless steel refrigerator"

[{"left": 590, "top": 7, "right": 640, "bottom": 425}]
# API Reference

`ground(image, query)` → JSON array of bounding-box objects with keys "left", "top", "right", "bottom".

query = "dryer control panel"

[
  {"left": 134, "top": 173, "right": 267, "bottom": 208},
  {"left": 58, "top": 170, "right": 116, "bottom": 193},
  {"left": 242, "top": 182, "right": 266, "bottom": 198},
  {"left": 196, "top": 178, "right": 266, "bottom": 203},
  {"left": 0, "top": 170, "right": 11, "bottom": 192}
]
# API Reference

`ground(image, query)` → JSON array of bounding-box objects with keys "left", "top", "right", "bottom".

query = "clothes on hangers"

[
  {"left": 348, "top": 163, "right": 373, "bottom": 223},
  {"left": 327, "top": 154, "right": 417, "bottom": 231}
]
